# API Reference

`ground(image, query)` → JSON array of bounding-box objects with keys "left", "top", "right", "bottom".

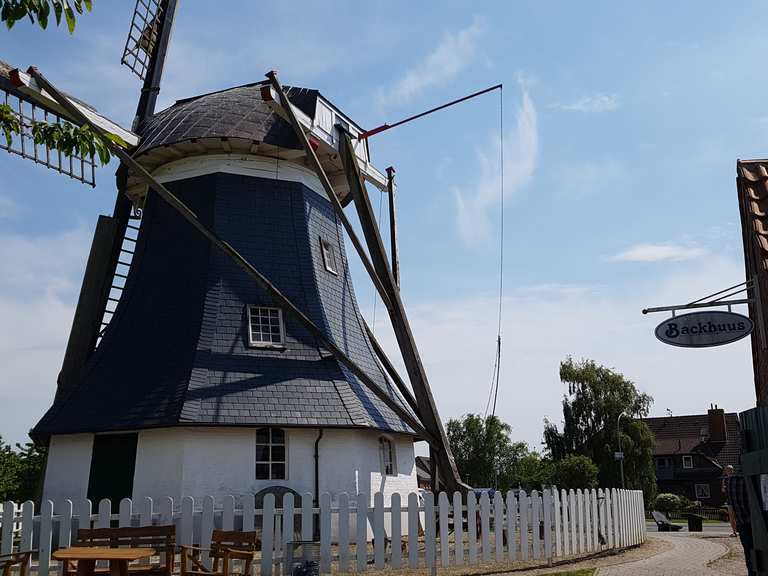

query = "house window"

[
  {"left": 320, "top": 238, "right": 338, "bottom": 275},
  {"left": 256, "top": 428, "right": 286, "bottom": 480},
  {"left": 656, "top": 458, "right": 667, "bottom": 468},
  {"left": 247, "top": 306, "right": 284, "bottom": 346},
  {"left": 694, "top": 483, "right": 711, "bottom": 499},
  {"left": 683, "top": 455, "right": 693, "bottom": 469},
  {"left": 379, "top": 437, "right": 395, "bottom": 476}
]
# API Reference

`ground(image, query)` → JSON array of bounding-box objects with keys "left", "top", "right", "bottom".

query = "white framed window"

[
  {"left": 694, "top": 483, "right": 711, "bottom": 499},
  {"left": 247, "top": 306, "right": 284, "bottom": 346},
  {"left": 379, "top": 437, "right": 396, "bottom": 476},
  {"left": 256, "top": 427, "right": 286, "bottom": 480},
  {"left": 683, "top": 455, "right": 693, "bottom": 469},
  {"left": 319, "top": 238, "right": 338, "bottom": 275}
]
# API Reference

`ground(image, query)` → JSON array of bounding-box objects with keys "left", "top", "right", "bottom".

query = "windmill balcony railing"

[{"left": 0, "top": 488, "right": 646, "bottom": 576}]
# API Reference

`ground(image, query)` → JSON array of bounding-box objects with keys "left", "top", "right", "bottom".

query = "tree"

[
  {"left": 1, "top": 0, "right": 93, "bottom": 33},
  {"left": 446, "top": 414, "right": 529, "bottom": 491},
  {"left": 543, "top": 357, "right": 656, "bottom": 501},
  {"left": 550, "top": 454, "right": 598, "bottom": 491},
  {"left": 508, "top": 451, "right": 552, "bottom": 491},
  {"left": 0, "top": 1, "right": 118, "bottom": 164},
  {"left": 0, "top": 435, "right": 47, "bottom": 503}
]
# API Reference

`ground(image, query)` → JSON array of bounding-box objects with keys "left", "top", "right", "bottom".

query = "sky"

[{"left": 0, "top": 2, "right": 763, "bottom": 451}]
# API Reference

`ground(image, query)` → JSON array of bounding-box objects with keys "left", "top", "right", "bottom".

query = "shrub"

[
  {"left": 653, "top": 493, "right": 681, "bottom": 513},
  {"left": 551, "top": 455, "right": 599, "bottom": 490}
]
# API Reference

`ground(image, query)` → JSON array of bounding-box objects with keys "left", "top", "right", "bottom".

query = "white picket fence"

[{"left": 0, "top": 488, "right": 645, "bottom": 575}]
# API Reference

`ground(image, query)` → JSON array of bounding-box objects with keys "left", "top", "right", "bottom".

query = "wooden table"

[{"left": 53, "top": 547, "right": 156, "bottom": 576}]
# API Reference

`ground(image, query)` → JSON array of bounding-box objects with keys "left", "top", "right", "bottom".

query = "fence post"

[
  {"left": 282, "top": 492, "right": 294, "bottom": 556},
  {"left": 201, "top": 496, "right": 214, "bottom": 569},
  {"left": 543, "top": 489, "right": 553, "bottom": 562},
  {"left": 424, "top": 491, "right": 436, "bottom": 570},
  {"left": 479, "top": 491, "right": 491, "bottom": 562},
  {"left": 180, "top": 497, "right": 193, "bottom": 547},
  {"left": 518, "top": 490, "right": 528, "bottom": 561},
  {"left": 506, "top": 490, "right": 517, "bottom": 562},
  {"left": 356, "top": 492, "right": 368, "bottom": 572},
  {"left": 338, "top": 492, "right": 350, "bottom": 573},
  {"left": 583, "top": 490, "right": 592, "bottom": 553},
  {"left": 439, "top": 492, "right": 450, "bottom": 567},
  {"left": 407, "top": 492, "right": 419, "bottom": 569},
  {"left": 243, "top": 494, "right": 256, "bottom": 533},
  {"left": 373, "top": 493, "right": 385, "bottom": 570},
  {"left": 301, "top": 493, "right": 313, "bottom": 543},
  {"left": 560, "top": 490, "right": 569, "bottom": 557},
  {"left": 531, "top": 491, "right": 541, "bottom": 560},
  {"left": 391, "top": 493, "right": 402, "bottom": 570},
  {"left": 20, "top": 501, "right": 33, "bottom": 574},
  {"left": 320, "top": 492, "right": 331, "bottom": 573},
  {"left": 1, "top": 502, "right": 14, "bottom": 555},
  {"left": 453, "top": 492, "right": 464, "bottom": 566},
  {"left": 222, "top": 496, "right": 235, "bottom": 531},
  {"left": 553, "top": 488, "right": 562, "bottom": 558},
  {"left": 58, "top": 499, "right": 73, "bottom": 568},
  {"left": 39, "top": 500, "right": 53, "bottom": 576},
  {"left": 467, "top": 491, "right": 478, "bottom": 565},
  {"left": 96, "top": 500, "right": 110, "bottom": 529},
  {"left": 494, "top": 492, "right": 504, "bottom": 562},
  {"left": 118, "top": 499, "right": 132, "bottom": 527},
  {"left": 261, "top": 494, "right": 274, "bottom": 576}
]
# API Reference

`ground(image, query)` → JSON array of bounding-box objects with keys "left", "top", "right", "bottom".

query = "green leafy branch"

[
  {"left": 0, "top": 0, "right": 92, "bottom": 33},
  {"left": 1, "top": 102, "right": 126, "bottom": 165}
]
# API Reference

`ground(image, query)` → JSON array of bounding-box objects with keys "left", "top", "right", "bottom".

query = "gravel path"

[{"left": 596, "top": 533, "right": 728, "bottom": 576}]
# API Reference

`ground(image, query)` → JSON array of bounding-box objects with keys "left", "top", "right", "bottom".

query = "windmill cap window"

[
  {"left": 247, "top": 306, "right": 285, "bottom": 347},
  {"left": 320, "top": 238, "right": 338, "bottom": 275}
]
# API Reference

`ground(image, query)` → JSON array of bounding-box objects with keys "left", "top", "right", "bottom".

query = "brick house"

[{"left": 644, "top": 405, "right": 741, "bottom": 506}]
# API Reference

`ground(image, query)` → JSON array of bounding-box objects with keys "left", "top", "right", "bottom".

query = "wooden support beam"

[
  {"left": 31, "top": 68, "right": 433, "bottom": 445},
  {"left": 265, "top": 71, "right": 393, "bottom": 314},
  {"left": 338, "top": 130, "right": 467, "bottom": 494},
  {"left": 386, "top": 167, "right": 400, "bottom": 287},
  {"left": 364, "top": 321, "right": 419, "bottom": 414}
]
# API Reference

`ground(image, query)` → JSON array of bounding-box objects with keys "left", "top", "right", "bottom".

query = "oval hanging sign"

[{"left": 655, "top": 310, "right": 753, "bottom": 348}]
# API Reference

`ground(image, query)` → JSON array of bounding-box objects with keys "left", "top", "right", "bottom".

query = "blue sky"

[{"left": 0, "top": 2, "right": 762, "bottom": 449}]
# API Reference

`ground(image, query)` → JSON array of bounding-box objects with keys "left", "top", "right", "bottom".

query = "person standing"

[{"left": 726, "top": 471, "right": 756, "bottom": 576}]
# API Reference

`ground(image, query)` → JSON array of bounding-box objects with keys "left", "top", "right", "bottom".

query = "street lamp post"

[{"left": 617, "top": 412, "right": 628, "bottom": 489}]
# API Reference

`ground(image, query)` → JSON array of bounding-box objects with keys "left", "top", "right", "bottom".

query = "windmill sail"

[
  {"left": 121, "top": 0, "right": 164, "bottom": 81},
  {"left": 1, "top": 60, "right": 96, "bottom": 185}
]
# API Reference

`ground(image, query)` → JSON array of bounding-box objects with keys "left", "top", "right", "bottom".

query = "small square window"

[
  {"left": 320, "top": 238, "right": 338, "bottom": 275},
  {"left": 247, "top": 306, "right": 284, "bottom": 347},
  {"left": 683, "top": 455, "right": 693, "bottom": 469}
]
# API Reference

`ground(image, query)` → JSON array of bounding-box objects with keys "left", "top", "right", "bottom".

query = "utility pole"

[{"left": 617, "top": 412, "right": 627, "bottom": 489}]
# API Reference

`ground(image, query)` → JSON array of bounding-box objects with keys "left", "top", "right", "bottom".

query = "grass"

[{"left": 537, "top": 570, "right": 596, "bottom": 576}]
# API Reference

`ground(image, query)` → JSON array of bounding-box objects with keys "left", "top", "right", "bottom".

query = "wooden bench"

[
  {"left": 651, "top": 511, "right": 683, "bottom": 532},
  {"left": 179, "top": 530, "right": 259, "bottom": 576},
  {"left": 0, "top": 551, "right": 34, "bottom": 576},
  {"left": 63, "top": 526, "right": 175, "bottom": 576}
]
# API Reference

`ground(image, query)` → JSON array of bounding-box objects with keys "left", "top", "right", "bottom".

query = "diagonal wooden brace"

[
  {"left": 337, "top": 129, "right": 467, "bottom": 493},
  {"left": 264, "top": 71, "right": 393, "bottom": 314},
  {"left": 29, "top": 67, "right": 433, "bottom": 444}
]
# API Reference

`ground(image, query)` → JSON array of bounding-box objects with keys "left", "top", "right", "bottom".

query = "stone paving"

[{"left": 596, "top": 533, "right": 730, "bottom": 576}]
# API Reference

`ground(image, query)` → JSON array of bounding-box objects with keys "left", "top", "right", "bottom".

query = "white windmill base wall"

[{"left": 42, "top": 427, "right": 417, "bottom": 514}]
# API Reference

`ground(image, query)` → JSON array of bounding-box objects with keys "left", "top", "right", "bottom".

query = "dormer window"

[
  {"left": 320, "top": 238, "right": 338, "bottom": 275},
  {"left": 247, "top": 306, "right": 284, "bottom": 346}
]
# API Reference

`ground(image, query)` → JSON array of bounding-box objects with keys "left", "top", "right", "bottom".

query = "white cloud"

[
  {"left": 611, "top": 243, "right": 707, "bottom": 263},
  {"left": 0, "top": 228, "right": 89, "bottom": 445},
  {"left": 372, "top": 254, "right": 753, "bottom": 450},
  {"left": 556, "top": 93, "right": 619, "bottom": 113},
  {"left": 377, "top": 16, "right": 486, "bottom": 108},
  {"left": 454, "top": 85, "right": 538, "bottom": 245}
]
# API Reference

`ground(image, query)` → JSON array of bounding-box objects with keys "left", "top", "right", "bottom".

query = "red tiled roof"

[{"left": 644, "top": 413, "right": 741, "bottom": 468}]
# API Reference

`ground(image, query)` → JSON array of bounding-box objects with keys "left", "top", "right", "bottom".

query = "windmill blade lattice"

[
  {"left": 121, "top": 0, "right": 164, "bottom": 81},
  {"left": 1, "top": 86, "right": 96, "bottom": 186}
]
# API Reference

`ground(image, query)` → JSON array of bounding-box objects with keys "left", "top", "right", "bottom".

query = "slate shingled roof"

[
  {"left": 135, "top": 82, "right": 316, "bottom": 157},
  {"left": 644, "top": 412, "right": 741, "bottom": 468},
  {"left": 33, "top": 171, "right": 417, "bottom": 441}
]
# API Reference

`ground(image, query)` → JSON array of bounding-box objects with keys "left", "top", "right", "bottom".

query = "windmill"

[{"left": 1, "top": 1, "right": 467, "bottom": 504}]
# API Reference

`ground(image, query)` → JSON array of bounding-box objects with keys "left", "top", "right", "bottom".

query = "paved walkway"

[{"left": 596, "top": 533, "right": 729, "bottom": 576}]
